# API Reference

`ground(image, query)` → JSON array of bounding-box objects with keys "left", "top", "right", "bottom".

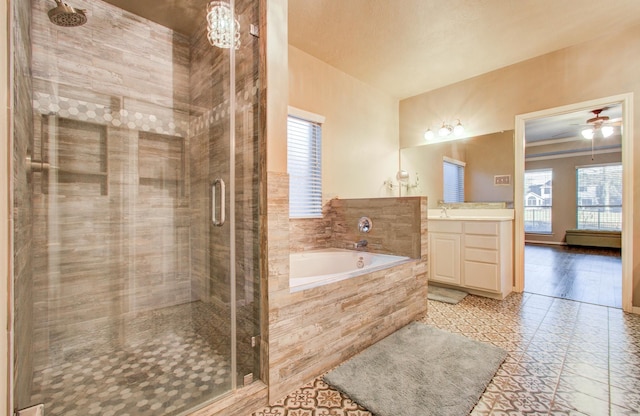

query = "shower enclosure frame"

[{"left": 5, "top": 0, "right": 269, "bottom": 414}]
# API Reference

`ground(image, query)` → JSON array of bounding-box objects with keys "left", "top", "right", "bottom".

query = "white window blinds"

[
  {"left": 443, "top": 157, "right": 465, "bottom": 203},
  {"left": 287, "top": 115, "right": 322, "bottom": 218}
]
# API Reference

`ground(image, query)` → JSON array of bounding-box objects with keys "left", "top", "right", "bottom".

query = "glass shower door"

[{"left": 11, "top": 0, "right": 261, "bottom": 414}]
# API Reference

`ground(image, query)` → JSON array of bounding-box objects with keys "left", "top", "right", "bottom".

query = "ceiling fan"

[{"left": 580, "top": 108, "right": 620, "bottom": 140}]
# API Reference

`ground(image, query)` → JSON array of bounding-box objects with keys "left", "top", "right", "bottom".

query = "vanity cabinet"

[{"left": 429, "top": 218, "right": 513, "bottom": 299}]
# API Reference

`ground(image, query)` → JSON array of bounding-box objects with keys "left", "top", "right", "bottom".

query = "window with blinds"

[
  {"left": 443, "top": 157, "right": 465, "bottom": 203},
  {"left": 287, "top": 115, "right": 322, "bottom": 218},
  {"left": 576, "top": 163, "right": 622, "bottom": 231}
]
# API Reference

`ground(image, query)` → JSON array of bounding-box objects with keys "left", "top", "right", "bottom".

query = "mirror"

[{"left": 399, "top": 131, "right": 515, "bottom": 208}]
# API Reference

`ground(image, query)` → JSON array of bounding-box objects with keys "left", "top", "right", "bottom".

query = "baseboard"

[
  {"left": 632, "top": 306, "right": 640, "bottom": 315},
  {"left": 525, "top": 240, "right": 566, "bottom": 246}
]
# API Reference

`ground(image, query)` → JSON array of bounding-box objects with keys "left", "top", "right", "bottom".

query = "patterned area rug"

[
  {"left": 427, "top": 284, "right": 468, "bottom": 304},
  {"left": 324, "top": 322, "right": 507, "bottom": 416}
]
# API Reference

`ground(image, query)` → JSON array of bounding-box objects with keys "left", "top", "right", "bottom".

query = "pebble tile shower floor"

[
  {"left": 29, "top": 302, "right": 231, "bottom": 416},
  {"left": 254, "top": 293, "right": 640, "bottom": 416}
]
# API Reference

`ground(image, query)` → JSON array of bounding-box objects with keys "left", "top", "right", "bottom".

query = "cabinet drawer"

[
  {"left": 429, "top": 220, "right": 463, "bottom": 233},
  {"left": 464, "top": 221, "right": 498, "bottom": 236},
  {"left": 464, "top": 247, "right": 498, "bottom": 264},
  {"left": 464, "top": 261, "right": 499, "bottom": 291},
  {"left": 465, "top": 235, "right": 498, "bottom": 250}
]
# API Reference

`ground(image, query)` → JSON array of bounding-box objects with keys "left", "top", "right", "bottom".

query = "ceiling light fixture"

[
  {"left": 207, "top": 1, "right": 240, "bottom": 49},
  {"left": 580, "top": 109, "right": 614, "bottom": 140},
  {"left": 424, "top": 119, "right": 464, "bottom": 141}
]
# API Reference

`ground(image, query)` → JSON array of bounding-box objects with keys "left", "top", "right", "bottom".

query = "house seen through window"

[
  {"left": 524, "top": 169, "right": 552, "bottom": 233},
  {"left": 576, "top": 163, "right": 622, "bottom": 231},
  {"left": 287, "top": 110, "right": 323, "bottom": 218}
]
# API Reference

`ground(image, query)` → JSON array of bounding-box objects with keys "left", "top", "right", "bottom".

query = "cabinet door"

[
  {"left": 464, "top": 261, "right": 499, "bottom": 291},
  {"left": 430, "top": 232, "right": 461, "bottom": 285}
]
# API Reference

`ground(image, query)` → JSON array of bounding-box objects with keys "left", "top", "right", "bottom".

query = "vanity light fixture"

[
  {"left": 207, "top": 1, "right": 241, "bottom": 49},
  {"left": 424, "top": 129, "right": 434, "bottom": 140},
  {"left": 424, "top": 120, "right": 464, "bottom": 140}
]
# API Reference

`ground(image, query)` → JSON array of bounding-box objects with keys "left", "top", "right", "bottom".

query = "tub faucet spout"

[{"left": 354, "top": 239, "right": 368, "bottom": 249}]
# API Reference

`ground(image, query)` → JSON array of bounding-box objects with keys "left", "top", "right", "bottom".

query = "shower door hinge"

[
  {"left": 251, "top": 335, "right": 260, "bottom": 347},
  {"left": 16, "top": 404, "right": 44, "bottom": 416},
  {"left": 250, "top": 24, "right": 259, "bottom": 37}
]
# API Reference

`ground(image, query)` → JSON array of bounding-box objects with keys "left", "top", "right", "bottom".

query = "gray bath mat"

[
  {"left": 324, "top": 322, "right": 506, "bottom": 416},
  {"left": 428, "top": 285, "right": 468, "bottom": 304}
]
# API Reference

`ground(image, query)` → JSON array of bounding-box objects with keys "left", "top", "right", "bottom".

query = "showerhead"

[{"left": 48, "top": 0, "right": 87, "bottom": 27}]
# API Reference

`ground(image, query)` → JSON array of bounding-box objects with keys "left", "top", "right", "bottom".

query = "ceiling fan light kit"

[{"left": 581, "top": 108, "right": 615, "bottom": 140}]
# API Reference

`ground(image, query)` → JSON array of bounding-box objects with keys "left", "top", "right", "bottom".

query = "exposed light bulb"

[
  {"left": 581, "top": 128, "right": 594, "bottom": 140},
  {"left": 453, "top": 121, "right": 464, "bottom": 136},
  {"left": 424, "top": 129, "right": 434, "bottom": 140},
  {"left": 601, "top": 125, "right": 614, "bottom": 138},
  {"left": 438, "top": 123, "right": 451, "bottom": 137}
]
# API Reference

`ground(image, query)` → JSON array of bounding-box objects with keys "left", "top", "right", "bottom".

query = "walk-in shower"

[{"left": 11, "top": 0, "right": 262, "bottom": 414}]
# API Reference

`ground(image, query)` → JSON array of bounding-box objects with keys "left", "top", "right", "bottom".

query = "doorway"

[{"left": 514, "top": 94, "right": 634, "bottom": 312}]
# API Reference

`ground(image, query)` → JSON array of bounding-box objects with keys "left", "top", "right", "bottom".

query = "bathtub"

[{"left": 289, "top": 248, "right": 412, "bottom": 292}]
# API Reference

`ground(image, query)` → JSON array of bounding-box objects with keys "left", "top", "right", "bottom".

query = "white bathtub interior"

[{"left": 289, "top": 249, "right": 412, "bottom": 292}]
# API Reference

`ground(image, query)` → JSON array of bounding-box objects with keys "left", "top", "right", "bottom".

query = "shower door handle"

[{"left": 211, "top": 178, "right": 226, "bottom": 227}]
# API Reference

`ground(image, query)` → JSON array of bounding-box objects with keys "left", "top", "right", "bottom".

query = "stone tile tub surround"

[
  {"left": 291, "top": 196, "right": 427, "bottom": 259},
  {"left": 267, "top": 184, "right": 429, "bottom": 401}
]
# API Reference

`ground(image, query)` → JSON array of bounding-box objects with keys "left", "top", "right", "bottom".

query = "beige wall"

[
  {"left": 289, "top": 46, "right": 399, "bottom": 200},
  {"left": 266, "top": 0, "right": 288, "bottom": 174},
  {"left": 525, "top": 152, "right": 622, "bottom": 245},
  {"left": 400, "top": 23, "right": 640, "bottom": 306},
  {"left": 400, "top": 131, "right": 514, "bottom": 207}
]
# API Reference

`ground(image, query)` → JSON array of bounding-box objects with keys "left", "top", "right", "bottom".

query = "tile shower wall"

[
  {"left": 12, "top": 0, "right": 34, "bottom": 406},
  {"left": 29, "top": 0, "right": 191, "bottom": 370},
  {"left": 268, "top": 176, "right": 429, "bottom": 400}
]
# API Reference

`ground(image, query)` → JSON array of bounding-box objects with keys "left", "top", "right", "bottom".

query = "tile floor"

[
  {"left": 253, "top": 293, "right": 640, "bottom": 416},
  {"left": 29, "top": 301, "right": 232, "bottom": 416}
]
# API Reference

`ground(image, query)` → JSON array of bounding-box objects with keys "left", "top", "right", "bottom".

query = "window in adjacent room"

[
  {"left": 576, "top": 163, "right": 622, "bottom": 231},
  {"left": 442, "top": 157, "right": 465, "bottom": 203},
  {"left": 524, "top": 169, "right": 553, "bottom": 233},
  {"left": 287, "top": 108, "right": 324, "bottom": 218}
]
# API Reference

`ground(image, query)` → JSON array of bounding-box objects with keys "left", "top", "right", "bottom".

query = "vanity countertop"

[{"left": 427, "top": 208, "right": 514, "bottom": 221}]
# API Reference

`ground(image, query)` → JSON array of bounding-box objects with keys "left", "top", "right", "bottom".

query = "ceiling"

[{"left": 288, "top": 0, "right": 640, "bottom": 100}]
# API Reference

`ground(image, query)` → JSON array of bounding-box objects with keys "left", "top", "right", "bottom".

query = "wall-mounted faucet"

[{"left": 354, "top": 239, "right": 368, "bottom": 249}]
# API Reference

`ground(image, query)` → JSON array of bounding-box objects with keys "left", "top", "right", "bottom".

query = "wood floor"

[{"left": 524, "top": 243, "right": 622, "bottom": 308}]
